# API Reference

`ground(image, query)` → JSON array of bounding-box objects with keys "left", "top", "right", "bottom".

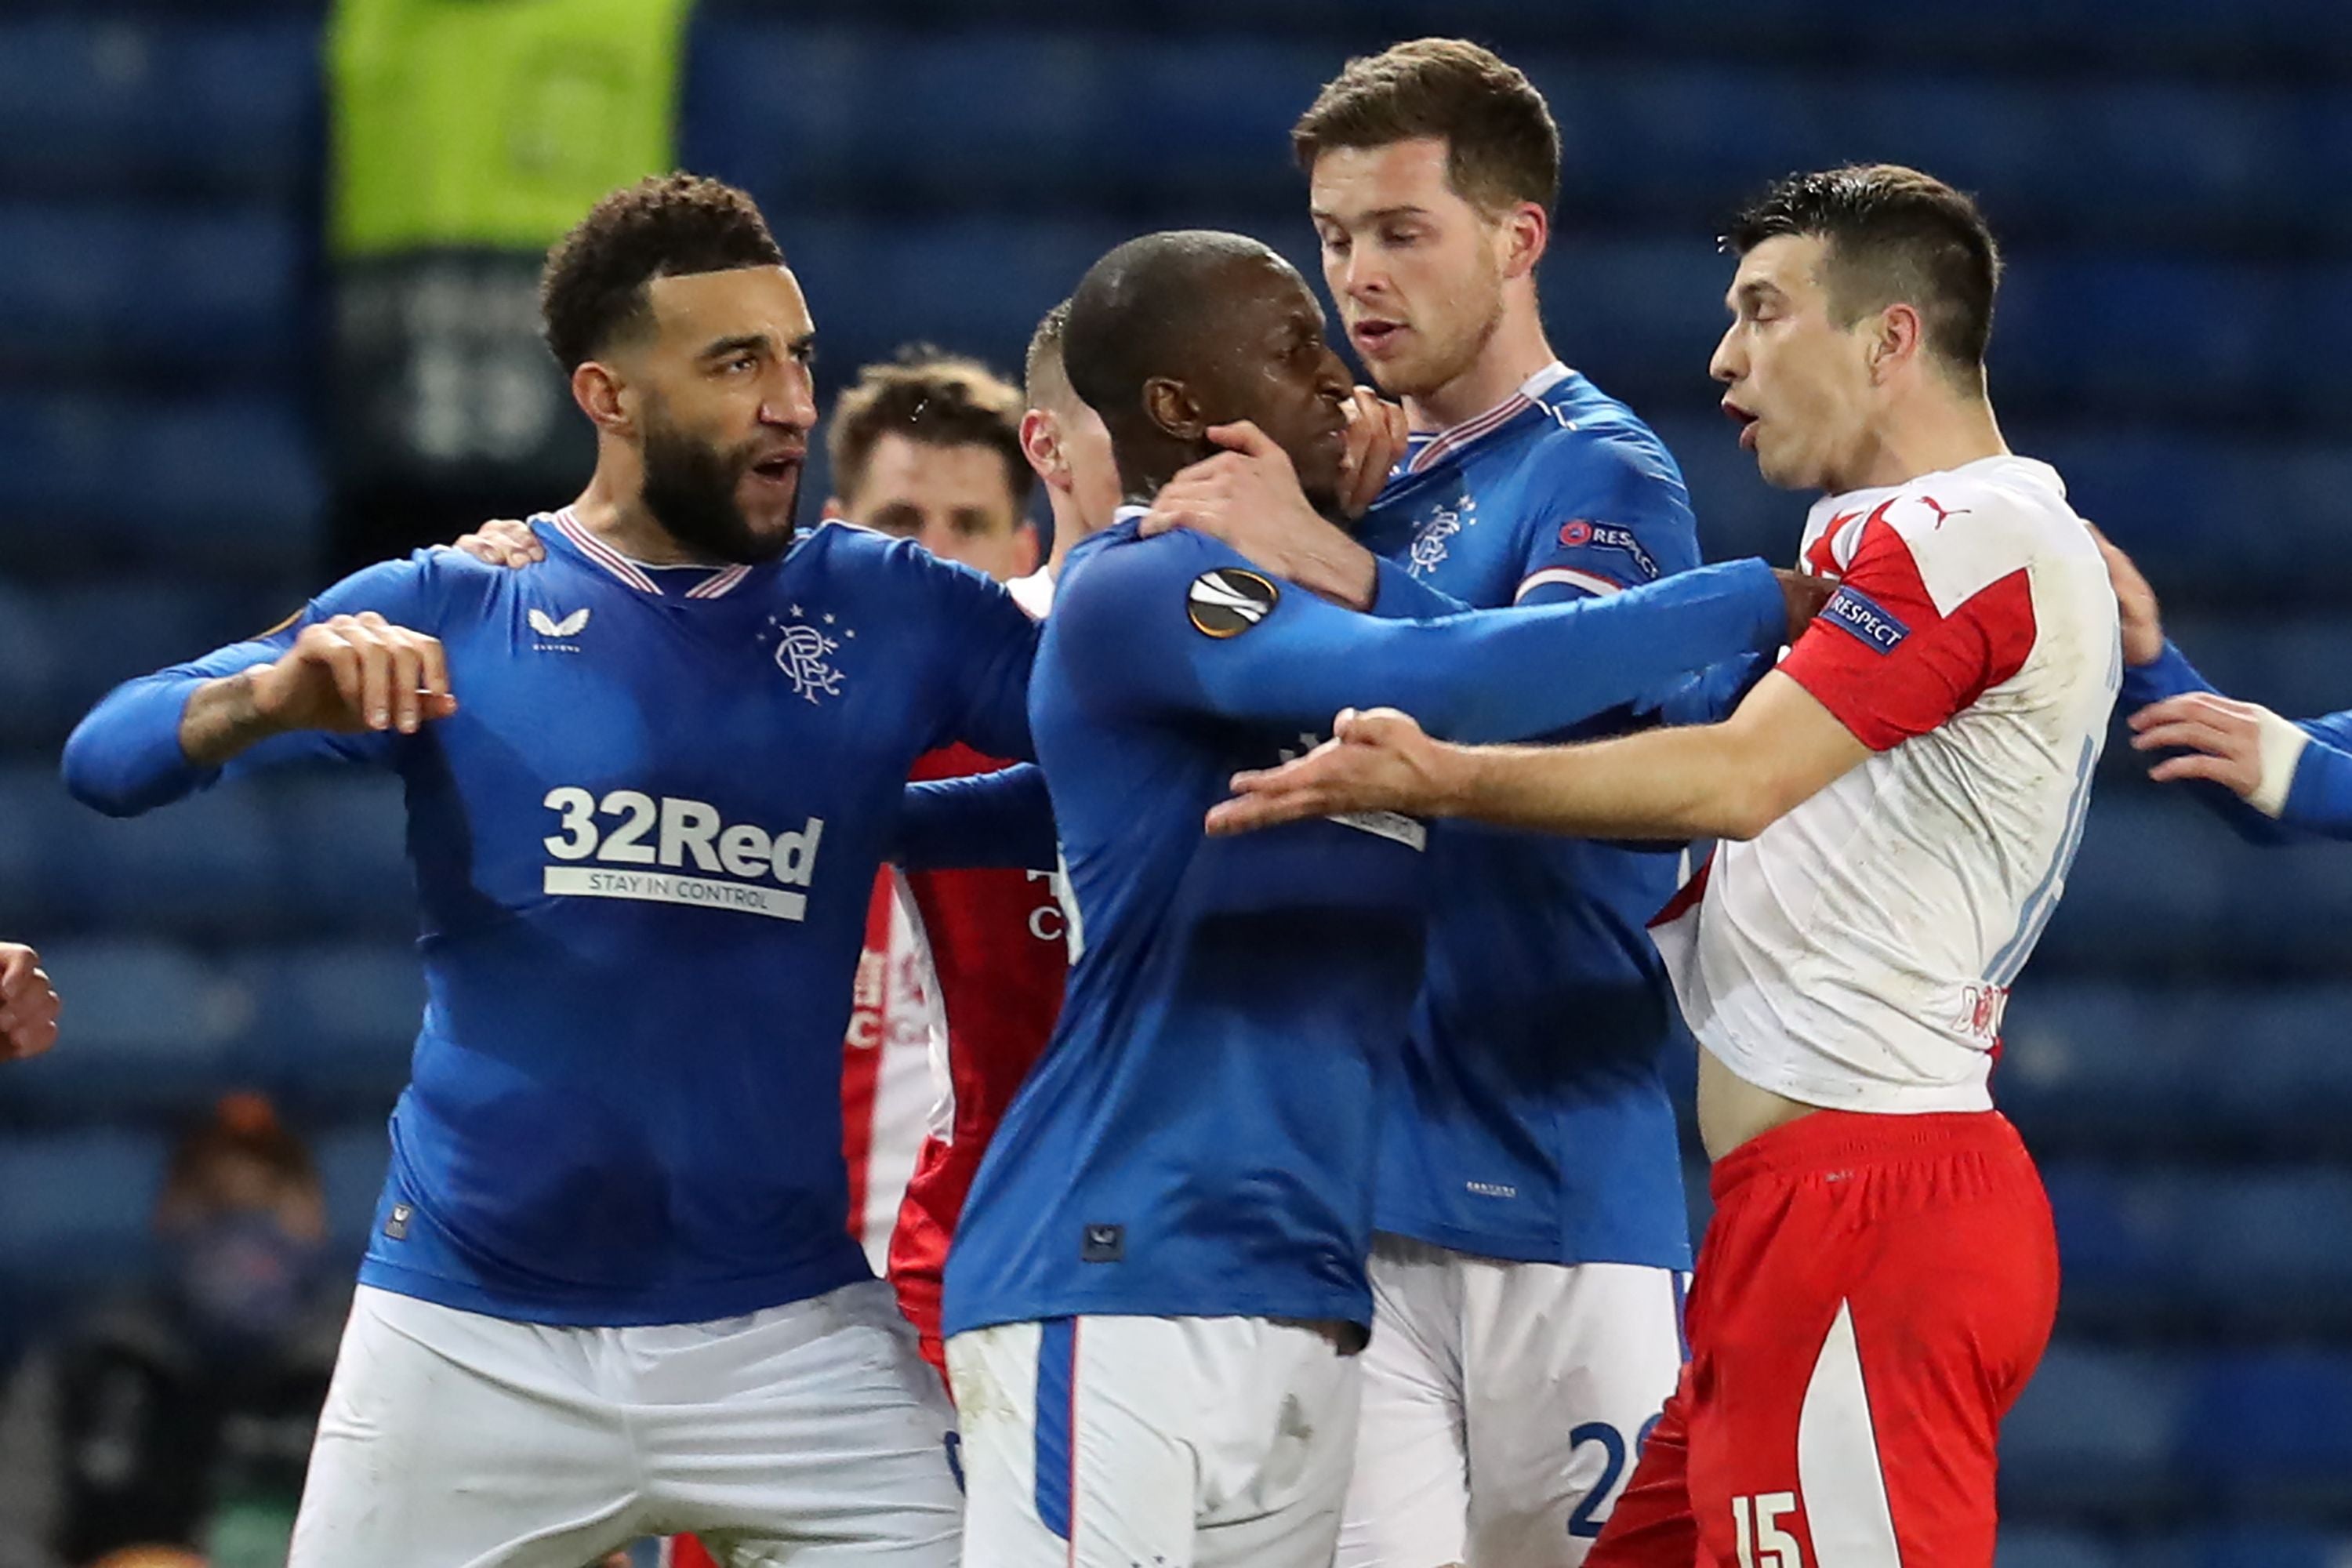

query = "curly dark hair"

[
  {"left": 539, "top": 172, "right": 786, "bottom": 372},
  {"left": 1725, "top": 164, "right": 2002, "bottom": 379},
  {"left": 826, "top": 344, "right": 1033, "bottom": 511}
]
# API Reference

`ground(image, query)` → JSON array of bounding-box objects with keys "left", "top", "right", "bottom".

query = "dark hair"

[
  {"left": 539, "top": 172, "right": 786, "bottom": 372},
  {"left": 1725, "top": 163, "right": 2002, "bottom": 379},
  {"left": 1062, "top": 230, "right": 1283, "bottom": 438},
  {"left": 1292, "top": 38, "right": 1560, "bottom": 215},
  {"left": 165, "top": 1092, "right": 318, "bottom": 1201},
  {"left": 1024, "top": 299, "right": 1075, "bottom": 410},
  {"left": 826, "top": 345, "right": 1033, "bottom": 511}
]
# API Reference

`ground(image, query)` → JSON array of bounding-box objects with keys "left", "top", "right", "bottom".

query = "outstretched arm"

[
  {"left": 62, "top": 560, "right": 452, "bottom": 816},
  {"left": 1207, "top": 671, "right": 1867, "bottom": 841},
  {"left": 1064, "top": 528, "right": 1814, "bottom": 747},
  {"left": 2096, "top": 525, "right": 2352, "bottom": 840}
]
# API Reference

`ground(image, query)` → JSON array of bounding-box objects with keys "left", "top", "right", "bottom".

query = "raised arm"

[
  {"left": 2097, "top": 526, "right": 2352, "bottom": 841},
  {"left": 1062, "top": 530, "right": 1813, "bottom": 748},
  {"left": 62, "top": 557, "right": 450, "bottom": 816}
]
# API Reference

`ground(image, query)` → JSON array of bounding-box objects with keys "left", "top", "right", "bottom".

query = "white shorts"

[
  {"left": 1339, "top": 1236, "right": 1690, "bottom": 1568},
  {"left": 947, "top": 1314, "right": 1362, "bottom": 1568},
  {"left": 289, "top": 1280, "right": 960, "bottom": 1568}
]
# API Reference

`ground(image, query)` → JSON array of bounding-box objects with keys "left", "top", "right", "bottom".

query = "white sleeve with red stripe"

[{"left": 1778, "top": 503, "right": 2038, "bottom": 751}]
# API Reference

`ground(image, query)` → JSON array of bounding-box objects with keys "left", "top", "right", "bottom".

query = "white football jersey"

[{"left": 1655, "top": 455, "right": 2120, "bottom": 1113}]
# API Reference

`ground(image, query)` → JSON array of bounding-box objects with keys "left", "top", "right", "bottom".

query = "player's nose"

[
  {"left": 764, "top": 359, "right": 819, "bottom": 430},
  {"left": 1708, "top": 325, "right": 1743, "bottom": 385}
]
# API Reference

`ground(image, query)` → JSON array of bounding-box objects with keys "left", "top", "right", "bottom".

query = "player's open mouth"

[
  {"left": 1723, "top": 401, "right": 1759, "bottom": 452},
  {"left": 1352, "top": 319, "right": 1406, "bottom": 356},
  {"left": 748, "top": 456, "right": 802, "bottom": 488}
]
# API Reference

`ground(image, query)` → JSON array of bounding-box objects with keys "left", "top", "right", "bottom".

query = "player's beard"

[
  {"left": 1376, "top": 260, "right": 1508, "bottom": 403},
  {"left": 639, "top": 412, "right": 796, "bottom": 565}
]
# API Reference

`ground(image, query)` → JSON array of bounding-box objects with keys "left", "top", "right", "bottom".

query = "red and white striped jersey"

[{"left": 1657, "top": 456, "right": 2120, "bottom": 1114}]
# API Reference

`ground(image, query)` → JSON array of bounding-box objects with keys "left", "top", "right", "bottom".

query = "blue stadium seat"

[
  {"left": 0, "top": 939, "right": 248, "bottom": 1123},
  {"left": 2036, "top": 793, "right": 2352, "bottom": 972},
  {"left": 0, "top": 578, "right": 70, "bottom": 750},
  {"left": 0, "top": 16, "right": 318, "bottom": 198},
  {"left": 0, "top": 205, "right": 301, "bottom": 372},
  {"left": 2156, "top": 1529, "right": 2352, "bottom": 1568},
  {"left": 2044, "top": 1164, "right": 2352, "bottom": 1327},
  {"left": 2001, "top": 985, "right": 2352, "bottom": 1150},
  {"left": 0, "top": 576, "right": 278, "bottom": 747},
  {"left": 49, "top": 769, "right": 283, "bottom": 932},
  {"left": 2001, "top": 1345, "right": 2187, "bottom": 1513},
  {"left": 683, "top": 25, "right": 1334, "bottom": 211},
  {"left": 235, "top": 943, "right": 421, "bottom": 1115},
  {"left": 0, "top": 1131, "right": 168, "bottom": 1292},
  {"left": 313, "top": 1120, "right": 390, "bottom": 1261},
  {"left": 267, "top": 775, "right": 419, "bottom": 936},
  {"left": 0, "top": 397, "right": 323, "bottom": 568},
  {"left": 1997, "top": 1529, "right": 2123, "bottom": 1568},
  {"left": 2185, "top": 1352, "right": 2352, "bottom": 1509}
]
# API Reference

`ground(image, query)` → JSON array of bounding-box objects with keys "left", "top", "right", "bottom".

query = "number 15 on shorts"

[{"left": 1733, "top": 1492, "right": 1802, "bottom": 1568}]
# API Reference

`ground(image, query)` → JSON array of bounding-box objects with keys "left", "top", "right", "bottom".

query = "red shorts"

[{"left": 1588, "top": 1109, "right": 2058, "bottom": 1568}]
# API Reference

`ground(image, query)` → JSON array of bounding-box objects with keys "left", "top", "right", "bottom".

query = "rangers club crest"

[{"left": 771, "top": 605, "right": 850, "bottom": 702}]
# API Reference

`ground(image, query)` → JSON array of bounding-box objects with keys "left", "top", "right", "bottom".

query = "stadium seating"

[
  {"left": 0, "top": 397, "right": 325, "bottom": 572},
  {"left": 0, "top": 204, "right": 303, "bottom": 373},
  {"left": 0, "top": 15, "right": 318, "bottom": 200}
]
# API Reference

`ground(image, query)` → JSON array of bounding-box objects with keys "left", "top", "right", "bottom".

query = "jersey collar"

[
  {"left": 1402, "top": 361, "right": 1574, "bottom": 476},
  {"left": 548, "top": 507, "right": 754, "bottom": 599}
]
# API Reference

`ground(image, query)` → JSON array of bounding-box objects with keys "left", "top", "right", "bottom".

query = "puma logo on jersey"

[
  {"left": 1187, "top": 569, "right": 1279, "bottom": 637},
  {"left": 528, "top": 607, "right": 590, "bottom": 639},
  {"left": 541, "top": 787, "right": 824, "bottom": 920}
]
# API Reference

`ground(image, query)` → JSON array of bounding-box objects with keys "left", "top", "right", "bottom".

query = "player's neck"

[
  {"left": 568, "top": 474, "right": 725, "bottom": 568},
  {"left": 1043, "top": 495, "right": 1094, "bottom": 581},
  {"left": 1833, "top": 389, "right": 2008, "bottom": 496},
  {"left": 1401, "top": 309, "right": 1558, "bottom": 434}
]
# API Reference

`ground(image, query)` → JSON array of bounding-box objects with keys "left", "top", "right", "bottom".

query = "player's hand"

[
  {"left": 2087, "top": 522, "right": 2163, "bottom": 666},
  {"left": 1207, "top": 707, "right": 1459, "bottom": 836},
  {"left": 451, "top": 517, "right": 545, "bottom": 568},
  {"left": 1143, "top": 422, "right": 1381, "bottom": 609},
  {"left": 0, "top": 942, "right": 61, "bottom": 1061},
  {"left": 1143, "top": 420, "right": 1320, "bottom": 542},
  {"left": 248, "top": 613, "right": 458, "bottom": 736},
  {"left": 1773, "top": 568, "right": 1836, "bottom": 641},
  {"left": 1337, "top": 386, "right": 1408, "bottom": 519},
  {"left": 2128, "top": 690, "right": 2276, "bottom": 800}
]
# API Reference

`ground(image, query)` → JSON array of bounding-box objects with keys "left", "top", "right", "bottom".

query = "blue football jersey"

[
  {"left": 64, "top": 511, "right": 1037, "bottom": 1327},
  {"left": 940, "top": 511, "right": 1790, "bottom": 1335},
  {"left": 1356, "top": 364, "right": 1728, "bottom": 1270}
]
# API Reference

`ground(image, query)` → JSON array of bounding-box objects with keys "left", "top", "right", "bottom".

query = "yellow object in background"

[{"left": 329, "top": 0, "right": 695, "bottom": 256}]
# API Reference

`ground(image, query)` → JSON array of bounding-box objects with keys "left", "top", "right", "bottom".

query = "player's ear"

[
  {"left": 1867, "top": 302, "right": 1926, "bottom": 383},
  {"left": 1497, "top": 200, "right": 1548, "bottom": 281},
  {"left": 1142, "top": 376, "right": 1205, "bottom": 443},
  {"left": 1022, "top": 408, "right": 1072, "bottom": 493},
  {"left": 572, "top": 361, "right": 632, "bottom": 436}
]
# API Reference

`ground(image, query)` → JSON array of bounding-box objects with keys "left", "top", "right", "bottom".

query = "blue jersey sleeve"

[
  {"left": 2117, "top": 639, "right": 2352, "bottom": 844},
  {"left": 1055, "top": 528, "right": 1787, "bottom": 746},
  {"left": 1507, "top": 433, "right": 1700, "bottom": 609},
  {"left": 895, "top": 764, "right": 1057, "bottom": 871},
  {"left": 1505, "top": 426, "right": 1769, "bottom": 729},
  {"left": 62, "top": 556, "right": 437, "bottom": 817},
  {"left": 910, "top": 550, "right": 1041, "bottom": 763}
]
